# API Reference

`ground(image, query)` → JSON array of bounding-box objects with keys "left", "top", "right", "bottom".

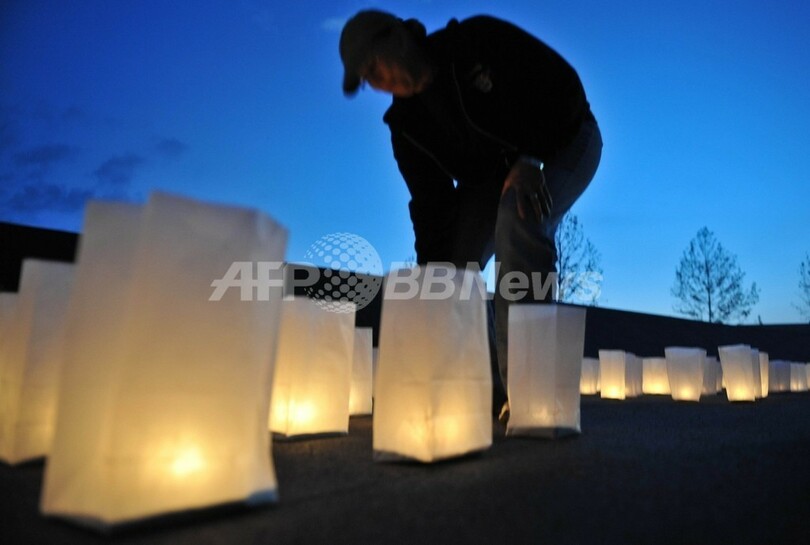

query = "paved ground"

[{"left": 2, "top": 394, "right": 810, "bottom": 545}]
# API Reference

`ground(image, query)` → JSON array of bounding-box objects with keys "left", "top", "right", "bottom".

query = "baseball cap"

[{"left": 339, "top": 10, "right": 401, "bottom": 96}]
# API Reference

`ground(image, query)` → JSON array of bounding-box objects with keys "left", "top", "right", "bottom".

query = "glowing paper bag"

[
  {"left": 580, "top": 357, "right": 600, "bottom": 395},
  {"left": 0, "top": 293, "right": 18, "bottom": 378},
  {"left": 599, "top": 350, "right": 627, "bottom": 400},
  {"left": 642, "top": 357, "right": 670, "bottom": 395},
  {"left": 0, "top": 259, "right": 74, "bottom": 464},
  {"left": 372, "top": 347, "right": 379, "bottom": 397},
  {"left": 0, "top": 292, "right": 16, "bottom": 341},
  {"left": 758, "top": 352, "right": 769, "bottom": 399},
  {"left": 269, "top": 297, "right": 355, "bottom": 437},
  {"left": 718, "top": 344, "right": 757, "bottom": 402},
  {"left": 710, "top": 357, "right": 723, "bottom": 393},
  {"left": 702, "top": 355, "right": 719, "bottom": 395},
  {"left": 42, "top": 202, "right": 142, "bottom": 523},
  {"left": 41, "top": 193, "right": 287, "bottom": 529},
  {"left": 373, "top": 266, "right": 492, "bottom": 463},
  {"left": 665, "top": 347, "right": 705, "bottom": 402},
  {"left": 349, "top": 327, "right": 373, "bottom": 416},
  {"left": 791, "top": 363, "right": 808, "bottom": 392},
  {"left": 767, "top": 360, "right": 786, "bottom": 393},
  {"left": 507, "top": 305, "right": 586, "bottom": 438},
  {"left": 750, "top": 348, "right": 763, "bottom": 398},
  {"left": 625, "top": 353, "right": 643, "bottom": 397}
]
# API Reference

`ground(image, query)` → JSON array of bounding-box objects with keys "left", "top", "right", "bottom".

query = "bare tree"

[
  {"left": 671, "top": 227, "right": 759, "bottom": 323},
  {"left": 795, "top": 253, "right": 810, "bottom": 321},
  {"left": 555, "top": 213, "right": 603, "bottom": 305}
]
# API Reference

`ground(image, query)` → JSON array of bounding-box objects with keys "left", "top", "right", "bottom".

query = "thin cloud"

[
  {"left": 93, "top": 154, "right": 145, "bottom": 187},
  {"left": 155, "top": 138, "right": 188, "bottom": 159},
  {"left": 321, "top": 17, "right": 347, "bottom": 32},
  {"left": 0, "top": 105, "right": 22, "bottom": 156},
  {"left": 13, "top": 144, "right": 77, "bottom": 168},
  {"left": 0, "top": 182, "right": 93, "bottom": 214}
]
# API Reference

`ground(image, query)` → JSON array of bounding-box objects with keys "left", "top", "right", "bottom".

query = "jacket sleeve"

[{"left": 390, "top": 129, "right": 457, "bottom": 265}]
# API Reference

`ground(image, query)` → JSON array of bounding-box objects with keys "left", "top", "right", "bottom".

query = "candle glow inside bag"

[
  {"left": 40, "top": 194, "right": 287, "bottom": 529},
  {"left": 373, "top": 266, "right": 492, "bottom": 463},
  {"left": 665, "top": 347, "right": 706, "bottom": 402},
  {"left": 0, "top": 260, "right": 73, "bottom": 464},
  {"left": 507, "top": 304, "right": 586, "bottom": 438},
  {"left": 269, "top": 297, "right": 355, "bottom": 437}
]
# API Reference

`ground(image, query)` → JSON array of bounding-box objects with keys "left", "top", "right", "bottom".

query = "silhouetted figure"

[{"left": 340, "top": 10, "right": 602, "bottom": 416}]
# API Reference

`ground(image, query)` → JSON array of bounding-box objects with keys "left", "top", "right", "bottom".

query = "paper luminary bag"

[
  {"left": 349, "top": 327, "right": 374, "bottom": 416},
  {"left": 758, "top": 352, "right": 769, "bottom": 399},
  {"left": 599, "top": 350, "right": 627, "bottom": 400},
  {"left": 40, "top": 194, "right": 288, "bottom": 529},
  {"left": 0, "top": 292, "right": 18, "bottom": 377},
  {"left": 580, "top": 357, "right": 600, "bottom": 395},
  {"left": 768, "top": 360, "right": 791, "bottom": 393},
  {"left": 711, "top": 357, "right": 723, "bottom": 393},
  {"left": 269, "top": 297, "right": 355, "bottom": 437},
  {"left": 625, "top": 353, "right": 643, "bottom": 397},
  {"left": 664, "top": 347, "right": 706, "bottom": 402},
  {"left": 373, "top": 266, "right": 492, "bottom": 463},
  {"left": 702, "top": 355, "right": 719, "bottom": 396},
  {"left": 507, "top": 305, "right": 586, "bottom": 438},
  {"left": 371, "top": 347, "right": 380, "bottom": 397},
  {"left": 750, "top": 349, "right": 763, "bottom": 398},
  {"left": 0, "top": 259, "right": 74, "bottom": 464},
  {"left": 718, "top": 345, "right": 757, "bottom": 402},
  {"left": 790, "top": 363, "right": 809, "bottom": 392},
  {"left": 642, "top": 357, "right": 670, "bottom": 395}
]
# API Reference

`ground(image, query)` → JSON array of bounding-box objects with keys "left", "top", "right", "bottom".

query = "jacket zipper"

[
  {"left": 450, "top": 63, "right": 520, "bottom": 156},
  {"left": 400, "top": 63, "right": 523, "bottom": 178},
  {"left": 401, "top": 131, "right": 458, "bottom": 180}
]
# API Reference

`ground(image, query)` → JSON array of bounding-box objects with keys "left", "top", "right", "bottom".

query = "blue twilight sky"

[{"left": 1, "top": 0, "right": 808, "bottom": 323}]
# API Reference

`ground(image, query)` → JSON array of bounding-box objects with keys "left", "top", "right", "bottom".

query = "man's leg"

[
  {"left": 493, "top": 117, "right": 603, "bottom": 391},
  {"left": 449, "top": 182, "right": 504, "bottom": 412}
]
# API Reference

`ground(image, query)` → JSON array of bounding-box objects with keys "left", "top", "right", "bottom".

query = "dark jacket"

[{"left": 383, "top": 15, "right": 592, "bottom": 263}]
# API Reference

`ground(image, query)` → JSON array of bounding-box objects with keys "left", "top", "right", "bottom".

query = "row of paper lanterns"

[
  {"left": 580, "top": 348, "right": 810, "bottom": 402},
  {"left": 0, "top": 192, "right": 808, "bottom": 530}
]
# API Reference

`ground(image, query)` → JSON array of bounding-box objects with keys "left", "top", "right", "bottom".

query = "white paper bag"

[
  {"left": 758, "top": 352, "right": 769, "bottom": 399},
  {"left": 0, "top": 259, "right": 73, "bottom": 464},
  {"left": 0, "top": 293, "right": 18, "bottom": 384},
  {"left": 507, "top": 304, "right": 586, "bottom": 438},
  {"left": 41, "top": 193, "right": 287, "bottom": 529},
  {"left": 269, "top": 297, "right": 355, "bottom": 437},
  {"left": 373, "top": 266, "right": 492, "bottom": 463},
  {"left": 642, "top": 357, "right": 670, "bottom": 395},
  {"left": 599, "top": 350, "right": 626, "bottom": 400},
  {"left": 702, "top": 355, "right": 719, "bottom": 395},
  {"left": 768, "top": 360, "right": 790, "bottom": 393},
  {"left": 791, "top": 363, "right": 809, "bottom": 392},
  {"left": 580, "top": 357, "right": 600, "bottom": 395},
  {"left": 625, "top": 353, "right": 643, "bottom": 397},
  {"left": 718, "top": 344, "right": 757, "bottom": 402},
  {"left": 665, "top": 347, "right": 705, "bottom": 402},
  {"left": 750, "top": 348, "right": 763, "bottom": 398},
  {"left": 349, "top": 327, "right": 373, "bottom": 416}
]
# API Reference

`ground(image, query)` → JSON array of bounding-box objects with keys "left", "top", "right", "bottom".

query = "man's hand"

[{"left": 501, "top": 157, "right": 553, "bottom": 221}]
